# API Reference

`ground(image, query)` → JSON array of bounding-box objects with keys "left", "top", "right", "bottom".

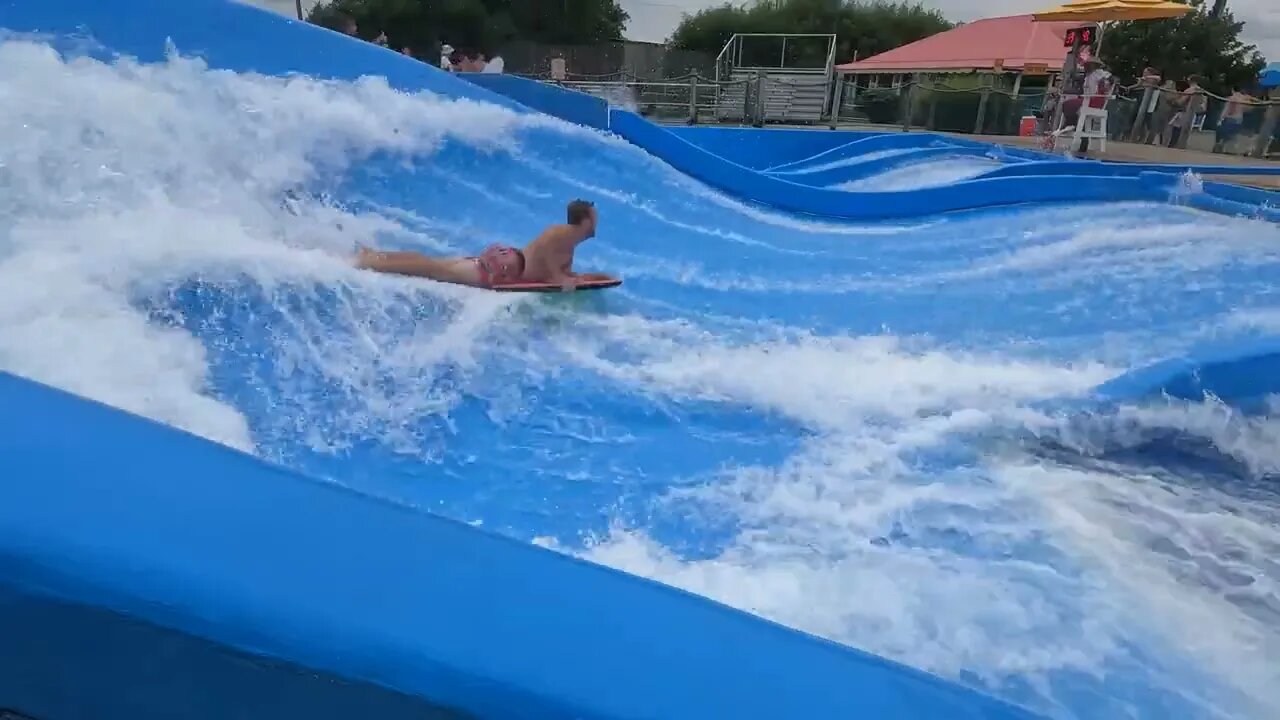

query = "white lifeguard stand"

[{"left": 1049, "top": 101, "right": 1109, "bottom": 153}]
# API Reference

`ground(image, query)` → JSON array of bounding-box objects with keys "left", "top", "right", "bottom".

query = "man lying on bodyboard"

[{"left": 354, "top": 199, "right": 619, "bottom": 293}]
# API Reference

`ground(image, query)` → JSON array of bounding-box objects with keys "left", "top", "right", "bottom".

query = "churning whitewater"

[{"left": 1, "top": 35, "right": 1279, "bottom": 720}]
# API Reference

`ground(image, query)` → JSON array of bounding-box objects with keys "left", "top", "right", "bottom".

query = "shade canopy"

[
  {"left": 1260, "top": 62, "right": 1280, "bottom": 89},
  {"left": 1032, "top": 0, "right": 1191, "bottom": 22},
  {"left": 835, "top": 14, "right": 1073, "bottom": 74}
]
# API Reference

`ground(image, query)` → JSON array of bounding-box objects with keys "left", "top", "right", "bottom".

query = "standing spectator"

[
  {"left": 1146, "top": 79, "right": 1178, "bottom": 145},
  {"left": 1132, "top": 67, "right": 1162, "bottom": 141},
  {"left": 440, "top": 44, "right": 455, "bottom": 71},
  {"left": 1169, "top": 75, "right": 1207, "bottom": 148},
  {"left": 1213, "top": 87, "right": 1255, "bottom": 153}
]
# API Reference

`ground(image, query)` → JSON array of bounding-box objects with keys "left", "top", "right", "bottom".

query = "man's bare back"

[
  {"left": 521, "top": 220, "right": 604, "bottom": 285},
  {"left": 354, "top": 199, "right": 606, "bottom": 290}
]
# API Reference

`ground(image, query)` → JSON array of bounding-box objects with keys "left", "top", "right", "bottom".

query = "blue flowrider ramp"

[
  {"left": 2, "top": 0, "right": 1279, "bottom": 719},
  {"left": 0, "top": 372, "right": 1038, "bottom": 720}
]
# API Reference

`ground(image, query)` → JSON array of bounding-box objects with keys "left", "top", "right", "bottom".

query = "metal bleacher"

[{"left": 713, "top": 34, "right": 836, "bottom": 125}]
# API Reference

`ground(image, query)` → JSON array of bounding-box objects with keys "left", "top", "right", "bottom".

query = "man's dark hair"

[{"left": 567, "top": 199, "right": 594, "bottom": 225}]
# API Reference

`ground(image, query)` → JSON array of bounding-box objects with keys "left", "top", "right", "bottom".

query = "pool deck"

[{"left": 957, "top": 133, "right": 1280, "bottom": 190}]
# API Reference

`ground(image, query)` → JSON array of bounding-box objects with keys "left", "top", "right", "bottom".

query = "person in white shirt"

[
  {"left": 483, "top": 54, "right": 505, "bottom": 74},
  {"left": 440, "top": 44, "right": 454, "bottom": 71}
]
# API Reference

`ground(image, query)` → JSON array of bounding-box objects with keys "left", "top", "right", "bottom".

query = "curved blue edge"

[
  {"left": 760, "top": 131, "right": 964, "bottom": 173},
  {"left": 610, "top": 108, "right": 1175, "bottom": 218},
  {"left": 462, "top": 74, "right": 1185, "bottom": 219},
  {"left": 611, "top": 114, "right": 1178, "bottom": 216},
  {"left": 664, "top": 125, "right": 879, "bottom": 170},
  {"left": 1093, "top": 336, "right": 1280, "bottom": 411},
  {"left": 979, "top": 161, "right": 1280, "bottom": 181},
  {"left": 0, "top": 371, "right": 1043, "bottom": 720}
]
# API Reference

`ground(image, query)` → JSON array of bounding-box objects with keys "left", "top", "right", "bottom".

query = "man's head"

[
  {"left": 335, "top": 13, "right": 357, "bottom": 36},
  {"left": 566, "top": 199, "right": 597, "bottom": 238},
  {"left": 1187, "top": 74, "right": 1202, "bottom": 87}
]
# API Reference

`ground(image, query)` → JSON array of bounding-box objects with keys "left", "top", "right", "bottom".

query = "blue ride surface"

[
  {"left": 0, "top": 371, "right": 1037, "bottom": 720},
  {"left": 2, "top": 0, "right": 1279, "bottom": 719}
]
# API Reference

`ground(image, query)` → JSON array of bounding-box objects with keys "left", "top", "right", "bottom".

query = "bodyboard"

[{"left": 490, "top": 277, "right": 622, "bottom": 293}]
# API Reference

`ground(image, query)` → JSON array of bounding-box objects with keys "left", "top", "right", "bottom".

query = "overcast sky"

[
  {"left": 619, "top": 0, "right": 1278, "bottom": 60},
  {"left": 252, "top": 0, "right": 1277, "bottom": 62}
]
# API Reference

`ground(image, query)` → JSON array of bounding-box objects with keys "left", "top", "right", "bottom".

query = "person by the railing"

[
  {"left": 1145, "top": 80, "right": 1179, "bottom": 145},
  {"left": 482, "top": 52, "right": 505, "bottom": 74},
  {"left": 1212, "top": 87, "right": 1256, "bottom": 153},
  {"left": 1130, "top": 67, "right": 1162, "bottom": 141},
  {"left": 1168, "top": 75, "right": 1207, "bottom": 149},
  {"left": 440, "top": 44, "right": 455, "bottom": 71}
]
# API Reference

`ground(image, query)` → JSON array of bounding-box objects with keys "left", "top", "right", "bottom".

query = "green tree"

[
  {"left": 667, "top": 0, "right": 952, "bottom": 69},
  {"left": 307, "top": 0, "right": 628, "bottom": 56},
  {"left": 1100, "top": 0, "right": 1266, "bottom": 92}
]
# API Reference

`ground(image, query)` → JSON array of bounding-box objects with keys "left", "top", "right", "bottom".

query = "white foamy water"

[
  {"left": 780, "top": 147, "right": 920, "bottom": 174},
  {"left": 837, "top": 156, "right": 1003, "bottom": 192},
  {"left": 2, "top": 33, "right": 1279, "bottom": 720},
  {"left": 0, "top": 37, "right": 566, "bottom": 448}
]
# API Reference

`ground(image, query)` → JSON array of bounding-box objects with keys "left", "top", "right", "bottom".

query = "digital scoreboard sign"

[{"left": 1063, "top": 26, "right": 1096, "bottom": 47}]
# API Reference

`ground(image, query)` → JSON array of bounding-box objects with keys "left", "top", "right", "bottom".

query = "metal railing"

[
  {"left": 830, "top": 78, "right": 1279, "bottom": 158},
  {"left": 514, "top": 68, "right": 1279, "bottom": 159}
]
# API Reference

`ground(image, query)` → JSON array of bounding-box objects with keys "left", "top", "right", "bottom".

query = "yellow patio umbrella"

[{"left": 1033, "top": 0, "right": 1191, "bottom": 23}]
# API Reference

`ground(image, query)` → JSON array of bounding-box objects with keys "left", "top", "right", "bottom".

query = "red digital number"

[{"left": 1064, "top": 26, "right": 1095, "bottom": 47}]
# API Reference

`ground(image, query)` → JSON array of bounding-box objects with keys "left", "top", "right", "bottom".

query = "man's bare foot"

[{"left": 354, "top": 245, "right": 377, "bottom": 269}]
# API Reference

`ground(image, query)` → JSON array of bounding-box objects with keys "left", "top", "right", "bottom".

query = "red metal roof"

[{"left": 835, "top": 15, "right": 1075, "bottom": 73}]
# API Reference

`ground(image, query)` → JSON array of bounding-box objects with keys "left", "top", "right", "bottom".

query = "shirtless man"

[{"left": 354, "top": 199, "right": 607, "bottom": 289}]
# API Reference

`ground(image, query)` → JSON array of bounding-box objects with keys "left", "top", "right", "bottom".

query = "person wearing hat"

[
  {"left": 1059, "top": 58, "right": 1112, "bottom": 154},
  {"left": 1081, "top": 58, "right": 1112, "bottom": 110},
  {"left": 440, "top": 43, "right": 455, "bottom": 71}
]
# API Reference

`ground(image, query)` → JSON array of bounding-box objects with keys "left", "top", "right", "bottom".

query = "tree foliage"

[
  {"left": 307, "top": 0, "right": 629, "bottom": 56},
  {"left": 667, "top": 0, "right": 952, "bottom": 69},
  {"left": 1097, "top": 0, "right": 1265, "bottom": 92}
]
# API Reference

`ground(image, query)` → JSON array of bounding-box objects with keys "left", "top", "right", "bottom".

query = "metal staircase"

[{"left": 713, "top": 33, "right": 836, "bottom": 125}]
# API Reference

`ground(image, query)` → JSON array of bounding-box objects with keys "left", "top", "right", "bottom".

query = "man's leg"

[{"left": 355, "top": 247, "right": 482, "bottom": 286}]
